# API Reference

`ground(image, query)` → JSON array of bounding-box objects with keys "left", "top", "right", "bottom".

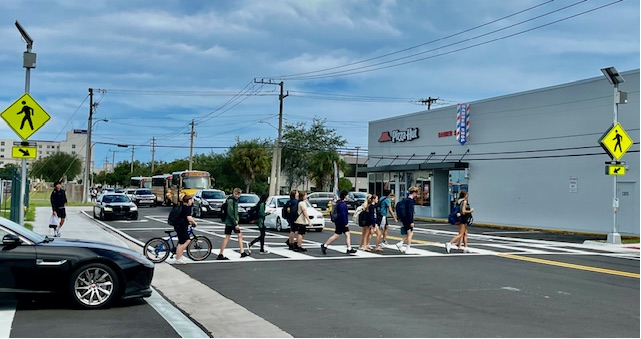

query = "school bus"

[
  {"left": 151, "top": 174, "right": 172, "bottom": 205},
  {"left": 130, "top": 176, "right": 152, "bottom": 189},
  {"left": 170, "top": 170, "right": 213, "bottom": 205}
]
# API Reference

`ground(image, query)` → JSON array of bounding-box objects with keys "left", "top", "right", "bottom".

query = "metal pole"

[
  {"left": 608, "top": 83, "right": 621, "bottom": 244},
  {"left": 354, "top": 147, "right": 360, "bottom": 191},
  {"left": 19, "top": 31, "right": 33, "bottom": 226}
]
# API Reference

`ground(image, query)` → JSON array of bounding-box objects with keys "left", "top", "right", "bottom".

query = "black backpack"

[
  {"left": 220, "top": 197, "right": 231, "bottom": 222},
  {"left": 168, "top": 204, "right": 182, "bottom": 226},
  {"left": 248, "top": 204, "right": 260, "bottom": 222},
  {"left": 281, "top": 199, "right": 291, "bottom": 220},
  {"left": 357, "top": 208, "right": 369, "bottom": 226},
  {"left": 330, "top": 201, "right": 340, "bottom": 222}
]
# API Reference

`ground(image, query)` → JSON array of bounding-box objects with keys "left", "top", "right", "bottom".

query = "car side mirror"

[
  {"left": 3, "top": 234, "right": 22, "bottom": 246},
  {"left": 312, "top": 203, "right": 318, "bottom": 208}
]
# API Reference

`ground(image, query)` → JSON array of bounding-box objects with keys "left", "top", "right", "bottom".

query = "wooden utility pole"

[
  {"left": 419, "top": 96, "right": 439, "bottom": 110},
  {"left": 151, "top": 137, "right": 156, "bottom": 173},
  {"left": 189, "top": 120, "right": 195, "bottom": 171}
]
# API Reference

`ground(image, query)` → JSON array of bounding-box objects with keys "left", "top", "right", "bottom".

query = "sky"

[{"left": 0, "top": 0, "right": 639, "bottom": 170}]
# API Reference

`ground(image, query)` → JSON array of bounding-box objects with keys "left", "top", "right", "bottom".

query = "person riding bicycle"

[{"left": 174, "top": 195, "right": 197, "bottom": 264}]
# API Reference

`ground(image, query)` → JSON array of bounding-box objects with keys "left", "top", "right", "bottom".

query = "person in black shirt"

[
  {"left": 174, "top": 195, "right": 197, "bottom": 264},
  {"left": 50, "top": 181, "right": 67, "bottom": 237}
]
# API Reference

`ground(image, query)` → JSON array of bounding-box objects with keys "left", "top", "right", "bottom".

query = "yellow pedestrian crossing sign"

[
  {"left": 599, "top": 123, "right": 633, "bottom": 161},
  {"left": 12, "top": 145, "right": 37, "bottom": 159},
  {"left": 1, "top": 93, "right": 51, "bottom": 140}
]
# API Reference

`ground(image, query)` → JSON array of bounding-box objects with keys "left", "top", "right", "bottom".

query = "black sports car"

[{"left": 0, "top": 217, "right": 154, "bottom": 309}]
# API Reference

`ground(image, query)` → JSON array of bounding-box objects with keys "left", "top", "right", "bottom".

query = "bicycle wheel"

[
  {"left": 187, "top": 236, "right": 212, "bottom": 261},
  {"left": 143, "top": 237, "right": 171, "bottom": 263}
]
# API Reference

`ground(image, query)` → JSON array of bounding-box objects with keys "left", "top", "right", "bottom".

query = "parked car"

[
  {"left": 264, "top": 195, "right": 325, "bottom": 232},
  {"left": 114, "top": 189, "right": 126, "bottom": 194},
  {"left": 307, "top": 192, "right": 335, "bottom": 211},
  {"left": 192, "top": 189, "right": 227, "bottom": 218},
  {"left": 125, "top": 189, "right": 136, "bottom": 201},
  {"left": 238, "top": 193, "right": 260, "bottom": 223},
  {"left": 132, "top": 189, "right": 156, "bottom": 207},
  {"left": 0, "top": 217, "right": 154, "bottom": 309},
  {"left": 93, "top": 193, "right": 138, "bottom": 220},
  {"left": 347, "top": 192, "right": 368, "bottom": 210}
]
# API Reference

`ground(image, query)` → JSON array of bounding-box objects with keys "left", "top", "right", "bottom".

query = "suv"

[
  {"left": 238, "top": 193, "right": 260, "bottom": 223},
  {"left": 192, "top": 189, "right": 227, "bottom": 218},
  {"left": 132, "top": 189, "right": 156, "bottom": 207},
  {"left": 347, "top": 192, "right": 367, "bottom": 210},
  {"left": 307, "top": 192, "right": 335, "bottom": 211}
]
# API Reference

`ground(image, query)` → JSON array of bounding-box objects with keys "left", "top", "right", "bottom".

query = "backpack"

[
  {"left": 358, "top": 209, "right": 369, "bottom": 226},
  {"left": 352, "top": 205, "right": 364, "bottom": 225},
  {"left": 220, "top": 198, "right": 231, "bottom": 222},
  {"left": 281, "top": 199, "right": 292, "bottom": 220},
  {"left": 330, "top": 202, "right": 339, "bottom": 222},
  {"left": 248, "top": 204, "right": 259, "bottom": 222},
  {"left": 395, "top": 199, "right": 407, "bottom": 221},
  {"left": 376, "top": 197, "right": 387, "bottom": 217},
  {"left": 168, "top": 204, "right": 182, "bottom": 226},
  {"left": 448, "top": 203, "right": 462, "bottom": 225}
]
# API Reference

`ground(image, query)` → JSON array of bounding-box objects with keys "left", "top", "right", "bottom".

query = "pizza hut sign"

[{"left": 378, "top": 127, "right": 419, "bottom": 143}]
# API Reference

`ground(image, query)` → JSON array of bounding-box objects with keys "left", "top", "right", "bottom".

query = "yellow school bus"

[
  {"left": 170, "top": 170, "right": 212, "bottom": 205},
  {"left": 151, "top": 174, "right": 172, "bottom": 205}
]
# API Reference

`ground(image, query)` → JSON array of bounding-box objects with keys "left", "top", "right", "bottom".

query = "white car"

[{"left": 264, "top": 195, "right": 325, "bottom": 232}]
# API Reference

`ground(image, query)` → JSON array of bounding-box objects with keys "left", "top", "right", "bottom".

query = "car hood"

[
  {"left": 41, "top": 237, "right": 135, "bottom": 253},
  {"left": 103, "top": 202, "right": 136, "bottom": 207},
  {"left": 134, "top": 195, "right": 155, "bottom": 198}
]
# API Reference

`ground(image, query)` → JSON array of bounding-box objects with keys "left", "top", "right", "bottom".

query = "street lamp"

[
  {"left": 15, "top": 20, "right": 35, "bottom": 226},
  {"left": 600, "top": 66, "right": 626, "bottom": 244}
]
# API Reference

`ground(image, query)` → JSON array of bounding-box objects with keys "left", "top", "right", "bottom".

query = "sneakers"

[
  {"left": 216, "top": 254, "right": 229, "bottom": 260},
  {"left": 346, "top": 248, "right": 357, "bottom": 254},
  {"left": 298, "top": 247, "right": 307, "bottom": 252},
  {"left": 463, "top": 247, "right": 470, "bottom": 253},
  {"left": 174, "top": 258, "right": 187, "bottom": 264},
  {"left": 445, "top": 242, "right": 452, "bottom": 253},
  {"left": 320, "top": 244, "right": 327, "bottom": 255},
  {"left": 259, "top": 250, "right": 270, "bottom": 255},
  {"left": 381, "top": 240, "right": 388, "bottom": 246},
  {"left": 240, "top": 252, "right": 250, "bottom": 258}
]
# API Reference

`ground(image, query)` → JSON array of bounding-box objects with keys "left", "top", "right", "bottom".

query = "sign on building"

[{"left": 456, "top": 103, "right": 470, "bottom": 145}]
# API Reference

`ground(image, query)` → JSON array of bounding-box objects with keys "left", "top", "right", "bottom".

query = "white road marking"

[
  {"left": 145, "top": 287, "right": 209, "bottom": 338},
  {"left": 0, "top": 301, "right": 16, "bottom": 338}
]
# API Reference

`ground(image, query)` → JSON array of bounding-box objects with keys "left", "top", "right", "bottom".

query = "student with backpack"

[
  {"left": 378, "top": 190, "right": 398, "bottom": 246},
  {"left": 248, "top": 193, "right": 273, "bottom": 254},
  {"left": 321, "top": 190, "right": 358, "bottom": 255},
  {"left": 292, "top": 191, "right": 313, "bottom": 252},
  {"left": 217, "top": 188, "right": 249, "bottom": 260},
  {"left": 358, "top": 194, "right": 377, "bottom": 252},
  {"left": 396, "top": 186, "right": 418, "bottom": 253},
  {"left": 284, "top": 190, "right": 299, "bottom": 250},
  {"left": 445, "top": 190, "right": 474, "bottom": 253},
  {"left": 172, "top": 195, "right": 198, "bottom": 264}
]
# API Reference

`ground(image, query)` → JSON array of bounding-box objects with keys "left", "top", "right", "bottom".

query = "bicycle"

[{"left": 143, "top": 225, "right": 212, "bottom": 263}]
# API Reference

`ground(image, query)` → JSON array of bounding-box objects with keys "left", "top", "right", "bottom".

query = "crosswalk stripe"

[{"left": 0, "top": 300, "right": 16, "bottom": 338}]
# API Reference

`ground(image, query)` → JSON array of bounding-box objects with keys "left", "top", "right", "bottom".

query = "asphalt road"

[{"left": 6, "top": 205, "right": 638, "bottom": 338}]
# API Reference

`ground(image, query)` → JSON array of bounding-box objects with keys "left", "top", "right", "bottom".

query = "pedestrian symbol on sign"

[{"left": 17, "top": 101, "right": 34, "bottom": 130}]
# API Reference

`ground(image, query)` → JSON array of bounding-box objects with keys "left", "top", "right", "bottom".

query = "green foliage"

[
  {"left": 0, "top": 164, "right": 19, "bottom": 180},
  {"left": 281, "top": 117, "right": 347, "bottom": 191},
  {"left": 229, "top": 138, "right": 272, "bottom": 193},
  {"left": 338, "top": 177, "right": 353, "bottom": 192},
  {"left": 29, "top": 152, "right": 82, "bottom": 182}
]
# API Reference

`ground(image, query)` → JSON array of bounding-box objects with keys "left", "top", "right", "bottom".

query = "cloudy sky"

[{"left": 0, "top": 0, "right": 638, "bottom": 169}]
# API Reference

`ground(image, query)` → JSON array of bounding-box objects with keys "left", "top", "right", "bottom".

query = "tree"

[
  {"left": 29, "top": 152, "right": 82, "bottom": 182},
  {"left": 338, "top": 177, "right": 353, "bottom": 192},
  {"left": 0, "top": 163, "right": 20, "bottom": 180},
  {"left": 229, "top": 138, "right": 272, "bottom": 193},
  {"left": 281, "top": 117, "right": 347, "bottom": 191}
]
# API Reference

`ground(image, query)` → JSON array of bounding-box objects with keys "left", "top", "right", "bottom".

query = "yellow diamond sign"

[
  {"left": 599, "top": 123, "right": 633, "bottom": 161},
  {"left": 1, "top": 93, "right": 51, "bottom": 140}
]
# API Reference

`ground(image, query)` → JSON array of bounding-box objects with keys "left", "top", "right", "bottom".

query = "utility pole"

[
  {"left": 188, "top": 120, "right": 195, "bottom": 171},
  {"left": 109, "top": 149, "right": 118, "bottom": 173},
  {"left": 130, "top": 146, "right": 135, "bottom": 174},
  {"left": 419, "top": 96, "right": 439, "bottom": 110},
  {"left": 254, "top": 79, "right": 288, "bottom": 196},
  {"left": 354, "top": 146, "right": 361, "bottom": 191},
  {"left": 83, "top": 88, "right": 94, "bottom": 203},
  {"left": 151, "top": 137, "right": 156, "bottom": 173}
]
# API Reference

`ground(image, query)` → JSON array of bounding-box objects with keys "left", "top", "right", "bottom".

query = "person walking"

[
  {"left": 445, "top": 191, "right": 474, "bottom": 253},
  {"left": 368, "top": 195, "right": 385, "bottom": 252},
  {"left": 173, "top": 195, "right": 198, "bottom": 264},
  {"left": 285, "top": 190, "right": 299, "bottom": 250},
  {"left": 321, "top": 190, "right": 358, "bottom": 255},
  {"left": 396, "top": 186, "right": 418, "bottom": 253},
  {"left": 217, "top": 188, "right": 249, "bottom": 260},
  {"left": 292, "top": 191, "right": 313, "bottom": 252},
  {"left": 249, "top": 193, "right": 273, "bottom": 254},
  {"left": 379, "top": 190, "right": 397, "bottom": 246},
  {"left": 50, "top": 181, "right": 67, "bottom": 237}
]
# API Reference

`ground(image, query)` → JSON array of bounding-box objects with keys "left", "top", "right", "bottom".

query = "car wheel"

[
  {"left": 131, "top": 212, "right": 138, "bottom": 220},
  {"left": 68, "top": 262, "right": 120, "bottom": 309},
  {"left": 93, "top": 209, "right": 97, "bottom": 218},
  {"left": 276, "top": 217, "right": 283, "bottom": 232},
  {"left": 195, "top": 205, "right": 201, "bottom": 218},
  {"left": 99, "top": 210, "right": 105, "bottom": 221}
]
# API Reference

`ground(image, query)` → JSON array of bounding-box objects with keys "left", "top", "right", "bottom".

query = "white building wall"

[{"left": 368, "top": 70, "right": 639, "bottom": 236}]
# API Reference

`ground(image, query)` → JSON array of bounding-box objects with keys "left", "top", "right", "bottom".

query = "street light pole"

[
  {"left": 15, "top": 21, "right": 35, "bottom": 226},
  {"left": 601, "top": 67, "right": 626, "bottom": 244}
]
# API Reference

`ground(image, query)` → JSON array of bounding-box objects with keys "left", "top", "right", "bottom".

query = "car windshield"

[
  {"left": 239, "top": 195, "right": 259, "bottom": 204},
  {"left": 126, "top": 190, "right": 136, "bottom": 194},
  {"left": 203, "top": 191, "right": 225, "bottom": 199},
  {"left": 136, "top": 189, "right": 153, "bottom": 195},
  {"left": 103, "top": 195, "right": 130, "bottom": 203},
  {"left": 353, "top": 193, "right": 367, "bottom": 199},
  {"left": 0, "top": 217, "right": 45, "bottom": 243},
  {"left": 182, "top": 177, "right": 210, "bottom": 189}
]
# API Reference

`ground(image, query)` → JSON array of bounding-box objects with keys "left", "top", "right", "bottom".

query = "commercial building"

[{"left": 366, "top": 69, "right": 639, "bottom": 236}]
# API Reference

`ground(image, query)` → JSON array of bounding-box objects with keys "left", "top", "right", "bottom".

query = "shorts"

[
  {"left": 402, "top": 222, "right": 413, "bottom": 234},
  {"left": 224, "top": 225, "right": 241, "bottom": 235},
  {"left": 377, "top": 216, "right": 388, "bottom": 230},
  {"left": 175, "top": 225, "right": 190, "bottom": 244},
  {"left": 334, "top": 224, "right": 349, "bottom": 235},
  {"left": 293, "top": 223, "right": 307, "bottom": 235},
  {"left": 55, "top": 207, "right": 66, "bottom": 219}
]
